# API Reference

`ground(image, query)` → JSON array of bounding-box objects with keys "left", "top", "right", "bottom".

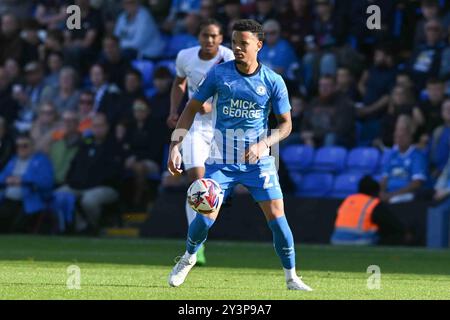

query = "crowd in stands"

[{"left": 0, "top": 0, "right": 449, "bottom": 236}]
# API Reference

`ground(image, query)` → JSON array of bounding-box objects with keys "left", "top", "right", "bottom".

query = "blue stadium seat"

[
  {"left": 131, "top": 59, "right": 154, "bottom": 88},
  {"left": 296, "top": 173, "right": 333, "bottom": 198},
  {"left": 346, "top": 147, "right": 380, "bottom": 174},
  {"left": 312, "top": 146, "right": 347, "bottom": 173},
  {"left": 280, "top": 144, "right": 314, "bottom": 172},
  {"left": 329, "top": 173, "right": 363, "bottom": 199}
]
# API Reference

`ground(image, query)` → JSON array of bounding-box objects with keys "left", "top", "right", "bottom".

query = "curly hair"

[{"left": 232, "top": 19, "right": 264, "bottom": 41}]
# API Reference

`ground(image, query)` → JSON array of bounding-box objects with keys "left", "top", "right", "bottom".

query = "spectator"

[
  {"left": 164, "top": 0, "right": 201, "bottom": 34},
  {"left": 199, "top": 0, "right": 216, "bottom": 20},
  {"left": 216, "top": 0, "right": 245, "bottom": 43},
  {"left": 0, "top": 134, "right": 54, "bottom": 233},
  {"left": 57, "top": 113, "right": 122, "bottom": 233},
  {"left": 0, "top": 12, "right": 29, "bottom": 65},
  {"left": 300, "top": 75, "right": 356, "bottom": 147},
  {"left": 49, "top": 110, "right": 81, "bottom": 187},
  {"left": 331, "top": 175, "right": 409, "bottom": 246},
  {"left": 166, "top": 13, "right": 200, "bottom": 58},
  {"left": 380, "top": 85, "right": 423, "bottom": 148},
  {"left": 248, "top": 0, "right": 277, "bottom": 25},
  {"left": 419, "top": 78, "right": 447, "bottom": 135},
  {"left": 98, "top": 35, "right": 131, "bottom": 90},
  {"left": 148, "top": 66, "right": 172, "bottom": 125},
  {"left": 30, "top": 102, "right": 60, "bottom": 154},
  {"left": 258, "top": 20, "right": 299, "bottom": 80},
  {"left": 34, "top": 0, "right": 68, "bottom": 30},
  {"left": 43, "top": 51, "right": 64, "bottom": 88},
  {"left": 0, "top": 66, "right": 19, "bottom": 124},
  {"left": 13, "top": 61, "right": 46, "bottom": 132},
  {"left": 395, "top": 72, "right": 416, "bottom": 93},
  {"left": 357, "top": 46, "right": 397, "bottom": 145},
  {"left": 409, "top": 19, "right": 446, "bottom": 91},
  {"left": 120, "top": 99, "right": 164, "bottom": 209},
  {"left": 430, "top": 99, "right": 450, "bottom": 177},
  {"left": 0, "top": 116, "right": 14, "bottom": 171},
  {"left": 279, "top": 0, "right": 313, "bottom": 57},
  {"left": 4, "top": 58, "right": 23, "bottom": 86},
  {"left": 41, "top": 66, "right": 81, "bottom": 114},
  {"left": 118, "top": 68, "right": 146, "bottom": 124},
  {"left": 146, "top": 0, "right": 172, "bottom": 24},
  {"left": 441, "top": 23, "right": 450, "bottom": 81},
  {"left": 414, "top": 0, "right": 442, "bottom": 47},
  {"left": 77, "top": 90, "right": 96, "bottom": 136},
  {"left": 428, "top": 147, "right": 450, "bottom": 231},
  {"left": 114, "top": 0, "right": 165, "bottom": 60},
  {"left": 380, "top": 115, "right": 428, "bottom": 203},
  {"left": 89, "top": 63, "right": 121, "bottom": 125},
  {"left": 336, "top": 67, "right": 360, "bottom": 102},
  {"left": 38, "top": 30, "right": 64, "bottom": 63},
  {"left": 302, "top": 0, "right": 339, "bottom": 91},
  {"left": 63, "top": 0, "right": 103, "bottom": 72}
]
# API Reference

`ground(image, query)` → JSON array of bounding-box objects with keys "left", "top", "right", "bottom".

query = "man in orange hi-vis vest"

[{"left": 331, "top": 176, "right": 407, "bottom": 245}]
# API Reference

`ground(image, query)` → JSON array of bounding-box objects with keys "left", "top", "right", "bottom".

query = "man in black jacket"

[{"left": 57, "top": 113, "right": 122, "bottom": 232}]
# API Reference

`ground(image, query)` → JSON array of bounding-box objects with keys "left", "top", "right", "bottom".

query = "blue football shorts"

[{"left": 204, "top": 156, "right": 283, "bottom": 202}]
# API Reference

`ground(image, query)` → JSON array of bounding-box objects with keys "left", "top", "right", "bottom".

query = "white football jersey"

[{"left": 175, "top": 45, "right": 234, "bottom": 128}]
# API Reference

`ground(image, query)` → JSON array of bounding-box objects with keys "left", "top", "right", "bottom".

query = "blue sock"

[
  {"left": 186, "top": 213, "right": 215, "bottom": 254},
  {"left": 268, "top": 216, "right": 296, "bottom": 269}
]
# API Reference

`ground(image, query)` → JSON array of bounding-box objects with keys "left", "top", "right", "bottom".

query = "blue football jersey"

[
  {"left": 382, "top": 146, "right": 427, "bottom": 192},
  {"left": 192, "top": 61, "right": 291, "bottom": 163}
]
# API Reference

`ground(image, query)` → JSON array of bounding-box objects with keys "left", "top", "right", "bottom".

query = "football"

[{"left": 187, "top": 178, "right": 224, "bottom": 214}]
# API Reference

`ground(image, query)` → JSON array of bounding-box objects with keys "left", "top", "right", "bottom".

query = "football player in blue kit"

[{"left": 167, "top": 19, "right": 312, "bottom": 291}]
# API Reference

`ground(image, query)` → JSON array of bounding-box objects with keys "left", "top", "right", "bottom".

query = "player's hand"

[
  {"left": 166, "top": 113, "right": 179, "bottom": 129},
  {"left": 243, "top": 141, "right": 269, "bottom": 164},
  {"left": 200, "top": 102, "right": 212, "bottom": 115},
  {"left": 168, "top": 144, "right": 183, "bottom": 176}
]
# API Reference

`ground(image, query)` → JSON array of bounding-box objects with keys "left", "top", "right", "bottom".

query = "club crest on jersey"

[{"left": 256, "top": 85, "right": 266, "bottom": 96}]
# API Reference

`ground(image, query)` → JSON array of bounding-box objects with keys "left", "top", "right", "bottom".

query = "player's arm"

[
  {"left": 167, "top": 76, "right": 187, "bottom": 128},
  {"left": 167, "top": 98, "right": 206, "bottom": 176},
  {"left": 244, "top": 112, "right": 292, "bottom": 163}
]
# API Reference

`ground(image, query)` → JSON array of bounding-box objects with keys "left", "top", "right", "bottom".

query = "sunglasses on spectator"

[
  {"left": 80, "top": 99, "right": 93, "bottom": 105},
  {"left": 265, "top": 30, "right": 278, "bottom": 35},
  {"left": 16, "top": 143, "right": 30, "bottom": 149}
]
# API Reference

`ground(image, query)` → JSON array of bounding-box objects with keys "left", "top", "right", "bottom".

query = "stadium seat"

[
  {"left": 312, "top": 146, "right": 347, "bottom": 173},
  {"left": 131, "top": 60, "right": 154, "bottom": 88},
  {"left": 329, "top": 173, "right": 364, "bottom": 199},
  {"left": 280, "top": 144, "right": 314, "bottom": 172},
  {"left": 346, "top": 147, "right": 380, "bottom": 174},
  {"left": 296, "top": 173, "right": 333, "bottom": 198}
]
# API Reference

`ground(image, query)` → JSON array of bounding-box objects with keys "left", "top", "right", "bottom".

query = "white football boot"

[
  {"left": 286, "top": 276, "right": 313, "bottom": 291},
  {"left": 168, "top": 253, "right": 197, "bottom": 287}
]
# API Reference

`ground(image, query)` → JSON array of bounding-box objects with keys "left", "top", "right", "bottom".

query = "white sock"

[
  {"left": 185, "top": 199, "right": 197, "bottom": 225},
  {"left": 284, "top": 268, "right": 298, "bottom": 281}
]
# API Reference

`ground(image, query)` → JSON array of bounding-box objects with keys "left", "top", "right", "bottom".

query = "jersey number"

[{"left": 260, "top": 171, "right": 278, "bottom": 189}]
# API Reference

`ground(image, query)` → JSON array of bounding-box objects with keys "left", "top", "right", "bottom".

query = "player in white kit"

[{"left": 167, "top": 19, "right": 234, "bottom": 265}]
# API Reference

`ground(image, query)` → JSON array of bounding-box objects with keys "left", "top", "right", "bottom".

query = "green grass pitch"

[{"left": 0, "top": 235, "right": 449, "bottom": 299}]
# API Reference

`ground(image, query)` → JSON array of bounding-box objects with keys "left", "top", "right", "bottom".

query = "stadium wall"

[{"left": 141, "top": 193, "right": 428, "bottom": 246}]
